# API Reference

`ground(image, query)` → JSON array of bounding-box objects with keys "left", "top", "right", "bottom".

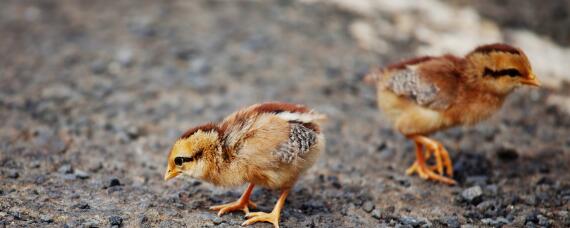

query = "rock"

[
  {"left": 371, "top": 208, "right": 382, "bottom": 219},
  {"left": 481, "top": 217, "right": 509, "bottom": 226},
  {"left": 40, "top": 215, "right": 54, "bottom": 223},
  {"left": 496, "top": 147, "right": 519, "bottom": 161},
  {"left": 443, "top": 216, "right": 460, "bottom": 228},
  {"left": 461, "top": 186, "right": 483, "bottom": 204},
  {"left": 212, "top": 216, "right": 222, "bottom": 225},
  {"left": 75, "top": 203, "right": 90, "bottom": 210},
  {"left": 362, "top": 201, "right": 375, "bottom": 213},
  {"left": 116, "top": 48, "right": 134, "bottom": 67},
  {"left": 399, "top": 216, "right": 424, "bottom": 227},
  {"left": 525, "top": 211, "right": 539, "bottom": 224},
  {"left": 58, "top": 164, "right": 73, "bottom": 174},
  {"left": 7, "top": 170, "right": 19, "bottom": 179},
  {"left": 537, "top": 215, "right": 550, "bottom": 226},
  {"left": 109, "top": 177, "right": 121, "bottom": 187},
  {"left": 557, "top": 210, "right": 570, "bottom": 226},
  {"left": 90, "top": 60, "right": 108, "bottom": 74},
  {"left": 74, "top": 170, "right": 90, "bottom": 179},
  {"left": 108, "top": 216, "right": 123, "bottom": 226},
  {"left": 174, "top": 48, "right": 198, "bottom": 61}
]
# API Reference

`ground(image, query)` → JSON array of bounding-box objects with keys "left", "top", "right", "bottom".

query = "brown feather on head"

[{"left": 465, "top": 43, "right": 540, "bottom": 93}]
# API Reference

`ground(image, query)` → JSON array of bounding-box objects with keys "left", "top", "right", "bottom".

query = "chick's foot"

[{"left": 210, "top": 183, "right": 257, "bottom": 216}]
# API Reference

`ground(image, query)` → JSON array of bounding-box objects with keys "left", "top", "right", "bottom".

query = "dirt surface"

[
  {"left": 1, "top": 0, "right": 569, "bottom": 227},
  {"left": 451, "top": 0, "right": 570, "bottom": 46}
]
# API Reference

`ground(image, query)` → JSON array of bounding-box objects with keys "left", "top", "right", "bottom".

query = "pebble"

[
  {"left": 58, "top": 164, "right": 73, "bottom": 174},
  {"left": 537, "top": 215, "right": 550, "bottom": 226},
  {"left": 362, "top": 201, "right": 375, "bottom": 213},
  {"left": 212, "top": 216, "right": 222, "bottom": 225},
  {"left": 496, "top": 147, "right": 519, "bottom": 161},
  {"left": 109, "top": 177, "right": 121, "bottom": 187},
  {"left": 558, "top": 210, "right": 570, "bottom": 226},
  {"left": 525, "top": 211, "right": 539, "bottom": 224},
  {"left": 399, "top": 216, "right": 424, "bottom": 227},
  {"left": 443, "top": 216, "right": 460, "bottom": 228},
  {"left": 74, "top": 170, "right": 90, "bottom": 179},
  {"left": 371, "top": 208, "right": 382, "bottom": 219},
  {"left": 40, "top": 215, "right": 54, "bottom": 223},
  {"left": 461, "top": 186, "right": 483, "bottom": 204},
  {"left": 109, "top": 216, "right": 123, "bottom": 226},
  {"left": 75, "top": 202, "right": 90, "bottom": 210},
  {"left": 90, "top": 60, "right": 108, "bottom": 74},
  {"left": 7, "top": 170, "right": 19, "bottom": 179},
  {"left": 481, "top": 217, "right": 509, "bottom": 226}
]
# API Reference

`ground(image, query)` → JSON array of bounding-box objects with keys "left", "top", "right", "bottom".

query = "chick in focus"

[
  {"left": 365, "top": 43, "right": 540, "bottom": 185},
  {"left": 164, "top": 102, "right": 326, "bottom": 227}
]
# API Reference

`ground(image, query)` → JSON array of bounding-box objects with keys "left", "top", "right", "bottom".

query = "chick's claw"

[
  {"left": 406, "top": 161, "right": 456, "bottom": 185},
  {"left": 210, "top": 199, "right": 257, "bottom": 216},
  {"left": 242, "top": 212, "right": 280, "bottom": 228}
]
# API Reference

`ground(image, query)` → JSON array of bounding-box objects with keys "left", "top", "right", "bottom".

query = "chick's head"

[
  {"left": 164, "top": 127, "right": 221, "bottom": 181},
  {"left": 466, "top": 43, "right": 540, "bottom": 94}
]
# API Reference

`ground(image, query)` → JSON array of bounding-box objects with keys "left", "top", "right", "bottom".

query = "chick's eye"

[
  {"left": 174, "top": 156, "right": 193, "bottom": 166},
  {"left": 174, "top": 157, "right": 184, "bottom": 166}
]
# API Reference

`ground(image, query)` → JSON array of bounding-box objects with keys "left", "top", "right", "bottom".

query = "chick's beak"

[
  {"left": 164, "top": 169, "right": 180, "bottom": 181},
  {"left": 521, "top": 74, "right": 540, "bottom": 87}
]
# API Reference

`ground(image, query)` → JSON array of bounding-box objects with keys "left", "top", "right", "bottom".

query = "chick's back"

[{"left": 221, "top": 102, "right": 325, "bottom": 189}]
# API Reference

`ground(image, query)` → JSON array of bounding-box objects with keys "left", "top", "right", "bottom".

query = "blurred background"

[{"left": 1, "top": 0, "right": 569, "bottom": 227}]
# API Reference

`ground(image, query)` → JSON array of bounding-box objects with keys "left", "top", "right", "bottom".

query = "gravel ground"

[{"left": 1, "top": 0, "right": 569, "bottom": 227}]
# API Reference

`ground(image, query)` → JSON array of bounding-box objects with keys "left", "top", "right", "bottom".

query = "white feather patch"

[{"left": 277, "top": 111, "right": 326, "bottom": 123}]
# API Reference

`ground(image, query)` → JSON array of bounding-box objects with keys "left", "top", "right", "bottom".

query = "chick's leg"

[
  {"left": 242, "top": 189, "right": 289, "bottom": 228},
  {"left": 405, "top": 136, "right": 456, "bottom": 185},
  {"left": 210, "top": 183, "right": 257, "bottom": 216},
  {"left": 415, "top": 136, "right": 454, "bottom": 177}
]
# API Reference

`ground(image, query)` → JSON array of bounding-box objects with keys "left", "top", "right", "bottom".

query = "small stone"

[
  {"left": 7, "top": 170, "right": 19, "bottom": 179},
  {"left": 74, "top": 170, "right": 90, "bottom": 179},
  {"left": 35, "top": 175, "right": 47, "bottom": 184},
  {"left": 90, "top": 60, "right": 107, "bottom": 74},
  {"left": 537, "top": 215, "right": 549, "bottom": 226},
  {"left": 108, "top": 216, "right": 123, "bottom": 226},
  {"left": 557, "top": 210, "right": 570, "bottom": 225},
  {"left": 116, "top": 48, "right": 134, "bottom": 67},
  {"left": 461, "top": 186, "right": 483, "bottom": 204},
  {"left": 212, "top": 216, "right": 222, "bottom": 225},
  {"left": 174, "top": 48, "right": 197, "bottom": 61},
  {"left": 399, "top": 216, "right": 423, "bottom": 227},
  {"left": 362, "top": 201, "right": 375, "bottom": 213},
  {"left": 444, "top": 216, "right": 460, "bottom": 228},
  {"left": 496, "top": 147, "right": 519, "bottom": 161},
  {"left": 109, "top": 177, "right": 121, "bottom": 187},
  {"left": 75, "top": 202, "right": 90, "bottom": 210},
  {"left": 58, "top": 164, "right": 73, "bottom": 174},
  {"left": 525, "top": 211, "right": 539, "bottom": 224},
  {"left": 371, "top": 208, "right": 382, "bottom": 219},
  {"left": 481, "top": 217, "right": 509, "bottom": 226},
  {"left": 83, "top": 218, "right": 99, "bottom": 227},
  {"left": 40, "top": 215, "right": 54, "bottom": 223}
]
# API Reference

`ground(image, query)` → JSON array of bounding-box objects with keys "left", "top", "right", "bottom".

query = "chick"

[
  {"left": 365, "top": 43, "right": 540, "bottom": 185},
  {"left": 164, "top": 102, "right": 326, "bottom": 227}
]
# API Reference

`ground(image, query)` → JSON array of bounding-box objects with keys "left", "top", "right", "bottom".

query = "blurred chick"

[
  {"left": 164, "top": 102, "right": 326, "bottom": 227},
  {"left": 365, "top": 43, "right": 540, "bottom": 185}
]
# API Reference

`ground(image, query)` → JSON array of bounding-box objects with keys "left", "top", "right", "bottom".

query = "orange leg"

[
  {"left": 210, "top": 183, "right": 257, "bottom": 216},
  {"left": 242, "top": 189, "right": 289, "bottom": 228},
  {"left": 405, "top": 136, "right": 456, "bottom": 185}
]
